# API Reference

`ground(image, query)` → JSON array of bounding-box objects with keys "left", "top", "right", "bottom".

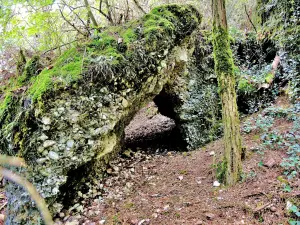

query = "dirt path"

[
  {"left": 55, "top": 98, "right": 300, "bottom": 225},
  {"left": 0, "top": 99, "right": 298, "bottom": 225}
]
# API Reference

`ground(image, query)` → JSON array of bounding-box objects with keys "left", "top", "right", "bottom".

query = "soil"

[{"left": 1, "top": 98, "right": 299, "bottom": 225}]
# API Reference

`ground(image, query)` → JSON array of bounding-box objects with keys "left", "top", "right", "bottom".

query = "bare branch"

[
  {"left": 60, "top": 1, "right": 91, "bottom": 35},
  {"left": 42, "top": 38, "right": 85, "bottom": 55},
  {"left": 59, "top": 8, "right": 86, "bottom": 36},
  {"left": 0, "top": 167, "right": 53, "bottom": 225},
  {"left": 133, "top": 0, "right": 146, "bottom": 14},
  {"left": 99, "top": 0, "right": 114, "bottom": 24},
  {"left": 0, "top": 155, "right": 26, "bottom": 167},
  {"left": 244, "top": 5, "right": 257, "bottom": 33}
]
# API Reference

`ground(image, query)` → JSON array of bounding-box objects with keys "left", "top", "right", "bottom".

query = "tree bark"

[
  {"left": 212, "top": 0, "right": 242, "bottom": 186},
  {"left": 84, "top": 0, "right": 98, "bottom": 28}
]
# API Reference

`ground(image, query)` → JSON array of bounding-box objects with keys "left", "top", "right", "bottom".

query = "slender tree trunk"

[
  {"left": 84, "top": 0, "right": 98, "bottom": 28},
  {"left": 212, "top": 0, "right": 242, "bottom": 186}
]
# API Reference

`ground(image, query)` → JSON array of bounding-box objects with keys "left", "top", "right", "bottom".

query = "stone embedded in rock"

[
  {"left": 40, "top": 134, "right": 49, "bottom": 141},
  {"left": 122, "top": 98, "right": 129, "bottom": 108},
  {"left": 43, "top": 140, "right": 56, "bottom": 148},
  {"left": 36, "top": 158, "right": 47, "bottom": 164},
  {"left": 42, "top": 117, "right": 51, "bottom": 125},
  {"left": 67, "top": 140, "right": 75, "bottom": 148},
  {"left": 48, "top": 151, "right": 59, "bottom": 160}
]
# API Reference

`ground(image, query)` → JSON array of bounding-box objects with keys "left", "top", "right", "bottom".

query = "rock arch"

[{"left": 0, "top": 4, "right": 205, "bottom": 224}]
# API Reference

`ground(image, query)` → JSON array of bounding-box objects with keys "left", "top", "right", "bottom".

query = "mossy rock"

[{"left": 0, "top": 4, "right": 201, "bottom": 224}]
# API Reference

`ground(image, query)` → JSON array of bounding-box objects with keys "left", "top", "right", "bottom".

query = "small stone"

[
  {"left": 122, "top": 98, "right": 129, "bottom": 108},
  {"left": 65, "top": 221, "right": 79, "bottom": 225},
  {"left": 130, "top": 218, "right": 139, "bottom": 224},
  {"left": 138, "top": 219, "right": 150, "bottom": 225},
  {"left": 209, "top": 151, "right": 215, "bottom": 156},
  {"left": 59, "top": 212, "right": 65, "bottom": 218},
  {"left": 270, "top": 206, "right": 277, "bottom": 212},
  {"left": 43, "top": 140, "right": 56, "bottom": 148},
  {"left": 42, "top": 117, "right": 51, "bottom": 125},
  {"left": 213, "top": 181, "right": 221, "bottom": 187},
  {"left": 99, "top": 220, "right": 106, "bottom": 224},
  {"left": 195, "top": 177, "right": 202, "bottom": 184},
  {"left": 107, "top": 168, "right": 113, "bottom": 174},
  {"left": 52, "top": 187, "right": 59, "bottom": 194},
  {"left": 76, "top": 205, "right": 84, "bottom": 212},
  {"left": 48, "top": 151, "right": 59, "bottom": 160},
  {"left": 152, "top": 213, "right": 158, "bottom": 218},
  {"left": 286, "top": 201, "right": 293, "bottom": 211},
  {"left": 38, "top": 146, "right": 44, "bottom": 153},
  {"left": 36, "top": 158, "right": 47, "bottom": 164},
  {"left": 264, "top": 158, "right": 276, "bottom": 168},
  {"left": 40, "top": 134, "right": 49, "bottom": 141},
  {"left": 178, "top": 176, "right": 183, "bottom": 181},
  {"left": 205, "top": 213, "right": 215, "bottom": 220},
  {"left": 195, "top": 220, "right": 203, "bottom": 225},
  {"left": 163, "top": 205, "right": 170, "bottom": 211},
  {"left": 67, "top": 140, "right": 75, "bottom": 148},
  {"left": 88, "top": 140, "right": 94, "bottom": 145}
]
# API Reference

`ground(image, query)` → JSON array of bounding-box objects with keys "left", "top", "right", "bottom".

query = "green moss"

[
  {"left": 16, "top": 49, "right": 27, "bottom": 76},
  {"left": 17, "top": 55, "right": 41, "bottom": 85},
  {"left": 121, "top": 28, "right": 137, "bottom": 44},
  {"left": 238, "top": 78, "right": 256, "bottom": 93},
  {"left": 1, "top": 4, "right": 200, "bottom": 111},
  {"left": 265, "top": 72, "right": 274, "bottom": 83},
  {"left": 212, "top": 27, "right": 235, "bottom": 77},
  {"left": 0, "top": 93, "right": 12, "bottom": 118},
  {"left": 28, "top": 47, "right": 84, "bottom": 101},
  {"left": 216, "top": 159, "right": 227, "bottom": 183}
]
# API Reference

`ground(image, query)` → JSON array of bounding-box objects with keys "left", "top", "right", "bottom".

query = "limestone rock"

[
  {"left": 43, "top": 140, "right": 56, "bottom": 148},
  {"left": 48, "top": 151, "right": 59, "bottom": 160},
  {"left": 0, "top": 5, "right": 202, "bottom": 224}
]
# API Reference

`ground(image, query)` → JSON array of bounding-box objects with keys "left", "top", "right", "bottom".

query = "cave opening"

[{"left": 124, "top": 101, "right": 186, "bottom": 154}]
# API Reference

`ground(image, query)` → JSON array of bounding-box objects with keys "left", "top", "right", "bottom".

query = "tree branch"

[
  {"left": 133, "top": 0, "right": 146, "bottom": 14},
  {"left": 59, "top": 8, "right": 86, "bottom": 36},
  {"left": 42, "top": 38, "right": 84, "bottom": 55},
  {"left": 244, "top": 5, "right": 257, "bottom": 33},
  {"left": 60, "top": 1, "right": 91, "bottom": 35},
  {"left": 0, "top": 167, "right": 53, "bottom": 225}
]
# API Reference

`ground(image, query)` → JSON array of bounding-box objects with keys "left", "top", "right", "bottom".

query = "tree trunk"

[
  {"left": 84, "top": 0, "right": 98, "bottom": 28},
  {"left": 212, "top": 0, "right": 242, "bottom": 186}
]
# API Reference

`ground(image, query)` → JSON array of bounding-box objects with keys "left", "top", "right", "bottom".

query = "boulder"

[{"left": 0, "top": 4, "right": 201, "bottom": 224}]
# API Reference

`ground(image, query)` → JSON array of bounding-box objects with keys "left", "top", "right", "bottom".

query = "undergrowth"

[{"left": 242, "top": 101, "right": 300, "bottom": 223}]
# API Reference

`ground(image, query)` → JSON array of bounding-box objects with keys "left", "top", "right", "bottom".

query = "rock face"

[
  {"left": 0, "top": 4, "right": 201, "bottom": 224},
  {"left": 154, "top": 32, "right": 221, "bottom": 149}
]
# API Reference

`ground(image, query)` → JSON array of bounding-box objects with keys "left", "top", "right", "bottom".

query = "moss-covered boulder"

[{"left": 0, "top": 4, "right": 201, "bottom": 224}]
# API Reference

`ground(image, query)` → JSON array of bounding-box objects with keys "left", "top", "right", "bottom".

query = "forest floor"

[{"left": 1, "top": 97, "right": 300, "bottom": 225}]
